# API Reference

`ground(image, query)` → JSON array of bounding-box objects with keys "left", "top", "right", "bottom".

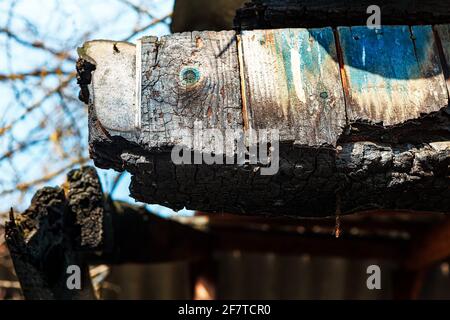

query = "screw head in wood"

[
  {"left": 320, "top": 91, "right": 329, "bottom": 99},
  {"left": 180, "top": 67, "right": 201, "bottom": 86}
]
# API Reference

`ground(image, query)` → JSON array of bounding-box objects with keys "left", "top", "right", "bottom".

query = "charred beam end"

[
  {"left": 120, "top": 136, "right": 449, "bottom": 217},
  {"left": 4, "top": 167, "right": 110, "bottom": 299}
]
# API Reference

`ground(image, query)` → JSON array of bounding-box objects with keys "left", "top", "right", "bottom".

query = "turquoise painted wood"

[
  {"left": 240, "top": 28, "right": 346, "bottom": 146},
  {"left": 338, "top": 25, "right": 448, "bottom": 126}
]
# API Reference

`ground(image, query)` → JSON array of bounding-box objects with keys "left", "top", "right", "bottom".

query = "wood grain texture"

[
  {"left": 240, "top": 28, "right": 346, "bottom": 146},
  {"left": 435, "top": 24, "right": 450, "bottom": 94},
  {"left": 338, "top": 25, "right": 448, "bottom": 126},
  {"left": 172, "top": 0, "right": 247, "bottom": 32},
  {"left": 139, "top": 31, "right": 243, "bottom": 150}
]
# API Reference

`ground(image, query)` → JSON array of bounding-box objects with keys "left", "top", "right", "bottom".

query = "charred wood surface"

[
  {"left": 235, "top": 0, "right": 450, "bottom": 30},
  {"left": 172, "top": 0, "right": 247, "bottom": 32},
  {"left": 5, "top": 183, "right": 97, "bottom": 299},
  {"left": 5, "top": 167, "right": 450, "bottom": 291}
]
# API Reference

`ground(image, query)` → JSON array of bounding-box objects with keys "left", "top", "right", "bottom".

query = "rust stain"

[
  {"left": 237, "top": 34, "right": 250, "bottom": 131},
  {"left": 195, "top": 36, "right": 204, "bottom": 49},
  {"left": 94, "top": 119, "right": 111, "bottom": 138}
]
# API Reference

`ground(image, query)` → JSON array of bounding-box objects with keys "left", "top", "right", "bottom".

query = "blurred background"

[{"left": 1, "top": 0, "right": 450, "bottom": 300}]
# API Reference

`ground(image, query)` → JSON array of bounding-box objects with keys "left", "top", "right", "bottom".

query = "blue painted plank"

[{"left": 338, "top": 25, "right": 448, "bottom": 125}]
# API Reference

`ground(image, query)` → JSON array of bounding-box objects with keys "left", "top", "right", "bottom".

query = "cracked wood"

[
  {"left": 338, "top": 25, "right": 448, "bottom": 126},
  {"left": 80, "top": 25, "right": 450, "bottom": 217},
  {"left": 138, "top": 31, "right": 243, "bottom": 149}
]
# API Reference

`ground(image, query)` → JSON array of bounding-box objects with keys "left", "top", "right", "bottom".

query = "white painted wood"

[{"left": 78, "top": 40, "right": 137, "bottom": 134}]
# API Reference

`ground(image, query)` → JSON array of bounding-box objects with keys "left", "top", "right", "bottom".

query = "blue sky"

[{"left": 0, "top": 0, "right": 194, "bottom": 217}]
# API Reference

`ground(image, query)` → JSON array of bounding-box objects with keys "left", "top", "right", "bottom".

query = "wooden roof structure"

[
  {"left": 79, "top": 4, "right": 450, "bottom": 217},
  {"left": 4, "top": 0, "right": 450, "bottom": 300}
]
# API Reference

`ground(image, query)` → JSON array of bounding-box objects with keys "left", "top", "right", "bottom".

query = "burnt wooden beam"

[
  {"left": 95, "top": 209, "right": 447, "bottom": 263},
  {"left": 392, "top": 269, "right": 426, "bottom": 300},
  {"left": 99, "top": 200, "right": 212, "bottom": 264},
  {"left": 5, "top": 166, "right": 212, "bottom": 299},
  {"left": 80, "top": 24, "right": 450, "bottom": 217},
  {"left": 213, "top": 228, "right": 409, "bottom": 261},
  {"left": 235, "top": 0, "right": 450, "bottom": 30},
  {"left": 103, "top": 209, "right": 450, "bottom": 268},
  {"left": 403, "top": 217, "right": 450, "bottom": 270}
]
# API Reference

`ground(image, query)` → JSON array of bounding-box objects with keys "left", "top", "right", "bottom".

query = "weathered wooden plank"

[
  {"left": 240, "top": 28, "right": 346, "bottom": 146},
  {"left": 78, "top": 41, "right": 137, "bottom": 137},
  {"left": 435, "top": 24, "right": 450, "bottom": 94},
  {"left": 338, "top": 25, "right": 448, "bottom": 126},
  {"left": 139, "top": 31, "right": 243, "bottom": 149}
]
